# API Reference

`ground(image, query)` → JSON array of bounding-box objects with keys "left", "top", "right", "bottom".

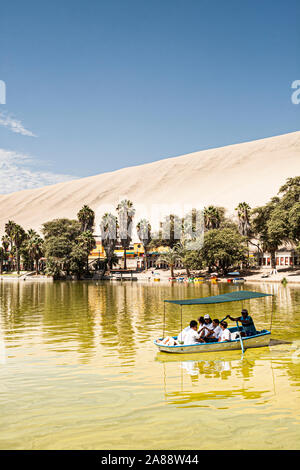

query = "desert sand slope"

[{"left": 0, "top": 131, "right": 300, "bottom": 234}]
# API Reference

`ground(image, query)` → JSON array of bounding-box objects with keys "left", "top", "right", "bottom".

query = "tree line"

[{"left": 0, "top": 176, "right": 299, "bottom": 278}]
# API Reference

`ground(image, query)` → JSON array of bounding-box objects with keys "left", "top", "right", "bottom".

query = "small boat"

[
  {"left": 226, "top": 272, "right": 245, "bottom": 284},
  {"left": 154, "top": 290, "right": 273, "bottom": 354},
  {"left": 232, "top": 277, "right": 245, "bottom": 284},
  {"left": 154, "top": 328, "right": 270, "bottom": 353}
]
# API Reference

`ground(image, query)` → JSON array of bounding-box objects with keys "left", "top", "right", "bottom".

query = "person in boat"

[
  {"left": 225, "top": 309, "right": 257, "bottom": 337},
  {"left": 197, "top": 316, "right": 205, "bottom": 335},
  {"left": 156, "top": 335, "right": 177, "bottom": 346},
  {"left": 218, "top": 321, "right": 232, "bottom": 342},
  {"left": 157, "top": 320, "right": 199, "bottom": 346},
  {"left": 199, "top": 314, "right": 213, "bottom": 339},
  {"left": 177, "top": 324, "right": 192, "bottom": 343},
  {"left": 202, "top": 319, "right": 222, "bottom": 343},
  {"left": 183, "top": 320, "right": 202, "bottom": 345}
]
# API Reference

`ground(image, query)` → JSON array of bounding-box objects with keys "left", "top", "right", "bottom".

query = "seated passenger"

[
  {"left": 157, "top": 336, "right": 177, "bottom": 346},
  {"left": 184, "top": 320, "right": 201, "bottom": 345},
  {"left": 218, "top": 321, "right": 232, "bottom": 342},
  {"left": 199, "top": 314, "right": 213, "bottom": 338},
  {"left": 203, "top": 319, "right": 222, "bottom": 342},
  {"left": 177, "top": 325, "right": 191, "bottom": 343},
  {"left": 226, "top": 309, "right": 257, "bottom": 337},
  {"left": 197, "top": 316, "right": 205, "bottom": 335}
]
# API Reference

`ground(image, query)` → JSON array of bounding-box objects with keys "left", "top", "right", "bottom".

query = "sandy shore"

[
  {"left": 1, "top": 268, "right": 300, "bottom": 284},
  {"left": 137, "top": 267, "right": 300, "bottom": 284}
]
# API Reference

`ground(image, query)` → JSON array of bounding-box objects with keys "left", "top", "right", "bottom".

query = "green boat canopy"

[{"left": 164, "top": 290, "right": 272, "bottom": 305}]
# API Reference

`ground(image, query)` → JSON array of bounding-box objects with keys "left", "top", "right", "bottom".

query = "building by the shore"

[
  {"left": 88, "top": 240, "right": 300, "bottom": 271},
  {"left": 256, "top": 247, "right": 299, "bottom": 268},
  {"left": 88, "top": 241, "right": 171, "bottom": 270}
]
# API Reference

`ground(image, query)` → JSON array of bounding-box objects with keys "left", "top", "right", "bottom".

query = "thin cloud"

[
  {"left": 0, "top": 149, "right": 75, "bottom": 194},
  {"left": 0, "top": 111, "right": 36, "bottom": 137}
]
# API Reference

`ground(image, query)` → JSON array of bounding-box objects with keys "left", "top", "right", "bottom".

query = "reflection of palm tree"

[
  {"left": 136, "top": 218, "right": 151, "bottom": 270},
  {"left": 116, "top": 200, "right": 135, "bottom": 269}
]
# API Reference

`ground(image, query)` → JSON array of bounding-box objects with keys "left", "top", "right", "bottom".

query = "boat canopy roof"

[{"left": 164, "top": 290, "right": 272, "bottom": 305}]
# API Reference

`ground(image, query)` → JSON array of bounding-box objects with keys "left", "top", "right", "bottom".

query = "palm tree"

[
  {"left": 136, "top": 219, "right": 151, "bottom": 270},
  {"left": 116, "top": 199, "right": 135, "bottom": 269},
  {"left": 157, "top": 248, "right": 179, "bottom": 278},
  {"left": 235, "top": 202, "right": 252, "bottom": 265},
  {"left": 203, "top": 206, "right": 224, "bottom": 230},
  {"left": 0, "top": 246, "right": 5, "bottom": 274},
  {"left": 160, "top": 214, "right": 183, "bottom": 247},
  {"left": 175, "top": 242, "right": 192, "bottom": 276},
  {"left": 77, "top": 230, "right": 96, "bottom": 274},
  {"left": 5, "top": 220, "right": 17, "bottom": 251},
  {"left": 100, "top": 213, "right": 118, "bottom": 277},
  {"left": 235, "top": 202, "right": 251, "bottom": 236},
  {"left": 11, "top": 224, "right": 26, "bottom": 274},
  {"left": 1, "top": 235, "right": 10, "bottom": 253},
  {"left": 26, "top": 232, "right": 44, "bottom": 274},
  {"left": 77, "top": 205, "right": 95, "bottom": 232}
]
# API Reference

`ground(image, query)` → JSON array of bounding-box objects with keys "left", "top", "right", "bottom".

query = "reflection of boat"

[
  {"left": 154, "top": 290, "right": 273, "bottom": 354},
  {"left": 160, "top": 354, "right": 275, "bottom": 407}
]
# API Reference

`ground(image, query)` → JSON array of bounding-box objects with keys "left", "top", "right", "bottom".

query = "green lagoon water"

[{"left": 0, "top": 280, "right": 299, "bottom": 449}]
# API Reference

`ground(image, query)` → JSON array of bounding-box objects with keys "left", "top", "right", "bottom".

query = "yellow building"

[{"left": 88, "top": 241, "right": 170, "bottom": 269}]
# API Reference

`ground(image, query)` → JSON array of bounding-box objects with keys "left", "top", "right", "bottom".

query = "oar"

[{"left": 236, "top": 320, "right": 245, "bottom": 354}]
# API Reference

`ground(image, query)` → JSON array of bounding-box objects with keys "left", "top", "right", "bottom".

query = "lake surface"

[{"left": 0, "top": 280, "right": 299, "bottom": 450}]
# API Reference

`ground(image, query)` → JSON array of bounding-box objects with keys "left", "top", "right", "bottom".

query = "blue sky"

[{"left": 0, "top": 0, "right": 299, "bottom": 193}]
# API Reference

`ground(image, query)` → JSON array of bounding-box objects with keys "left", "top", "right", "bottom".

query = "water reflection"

[
  {"left": 160, "top": 355, "right": 276, "bottom": 407},
  {"left": 0, "top": 280, "right": 300, "bottom": 449}
]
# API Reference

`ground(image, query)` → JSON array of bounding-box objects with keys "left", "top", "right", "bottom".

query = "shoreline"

[{"left": 1, "top": 272, "right": 300, "bottom": 285}]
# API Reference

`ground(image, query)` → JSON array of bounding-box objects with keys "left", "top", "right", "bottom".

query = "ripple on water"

[{"left": 0, "top": 281, "right": 300, "bottom": 449}]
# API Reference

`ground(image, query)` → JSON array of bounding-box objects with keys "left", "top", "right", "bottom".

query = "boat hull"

[{"left": 154, "top": 330, "right": 271, "bottom": 353}]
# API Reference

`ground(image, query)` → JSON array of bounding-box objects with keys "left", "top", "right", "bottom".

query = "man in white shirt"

[
  {"left": 184, "top": 320, "right": 201, "bottom": 345},
  {"left": 200, "top": 314, "right": 214, "bottom": 338},
  {"left": 203, "top": 319, "right": 222, "bottom": 342},
  {"left": 218, "top": 321, "right": 232, "bottom": 342},
  {"left": 177, "top": 325, "right": 191, "bottom": 343}
]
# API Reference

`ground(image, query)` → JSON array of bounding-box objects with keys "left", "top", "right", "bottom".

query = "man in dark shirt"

[{"left": 225, "top": 309, "right": 257, "bottom": 337}]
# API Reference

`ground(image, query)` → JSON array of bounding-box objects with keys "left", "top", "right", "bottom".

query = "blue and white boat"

[{"left": 154, "top": 290, "right": 273, "bottom": 354}]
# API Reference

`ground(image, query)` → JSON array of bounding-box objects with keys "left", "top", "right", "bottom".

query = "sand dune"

[{"left": 0, "top": 131, "right": 300, "bottom": 235}]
